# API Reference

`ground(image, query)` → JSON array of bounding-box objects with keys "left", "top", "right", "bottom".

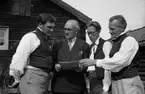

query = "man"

[
  {"left": 86, "top": 21, "right": 111, "bottom": 94},
  {"left": 79, "top": 15, "right": 144, "bottom": 94},
  {"left": 52, "top": 19, "right": 89, "bottom": 94},
  {"left": 9, "top": 13, "right": 56, "bottom": 94}
]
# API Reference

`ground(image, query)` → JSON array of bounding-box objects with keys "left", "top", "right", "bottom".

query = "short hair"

[
  {"left": 66, "top": 19, "right": 80, "bottom": 31},
  {"left": 73, "top": 20, "right": 80, "bottom": 31},
  {"left": 87, "top": 21, "right": 101, "bottom": 33},
  {"left": 109, "top": 15, "right": 127, "bottom": 30},
  {"left": 37, "top": 13, "right": 56, "bottom": 25}
]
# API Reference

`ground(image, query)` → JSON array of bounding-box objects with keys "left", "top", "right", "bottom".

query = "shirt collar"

[
  {"left": 37, "top": 27, "right": 50, "bottom": 40},
  {"left": 90, "top": 37, "right": 100, "bottom": 45},
  {"left": 37, "top": 27, "right": 42, "bottom": 32},
  {"left": 67, "top": 37, "right": 77, "bottom": 43},
  {"left": 112, "top": 32, "right": 126, "bottom": 41}
]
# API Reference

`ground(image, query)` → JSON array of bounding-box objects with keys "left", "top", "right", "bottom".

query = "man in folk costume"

[
  {"left": 79, "top": 15, "right": 144, "bottom": 94},
  {"left": 9, "top": 13, "right": 56, "bottom": 94}
]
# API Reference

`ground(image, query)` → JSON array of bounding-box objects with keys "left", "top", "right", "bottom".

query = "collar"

[
  {"left": 37, "top": 27, "right": 50, "bottom": 40},
  {"left": 90, "top": 37, "right": 100, "bottom": 45},
  {"left": 111, "top": 32, "right": 126, "bottom": 41},
  {"left": 37, "top": 27, "right": 43, "bottom": 32},
  {"left": 67, "top": 37, "right": 77, "bottom": 43}
]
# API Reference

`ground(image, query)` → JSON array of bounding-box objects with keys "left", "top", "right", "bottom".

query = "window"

[
  {"left": 0, "top": 27, "right": 9, "bottom": 50},
  {"left": 12, "top": 0, "right": 31, "bottom": 16}
]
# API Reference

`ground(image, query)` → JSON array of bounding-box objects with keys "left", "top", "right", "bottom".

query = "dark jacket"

[
  {"left": 88, "top": 38, "right": 105, "bottom": 93},
  {"left": 52, "top": 38, "right": 89, "bottom": 93}
]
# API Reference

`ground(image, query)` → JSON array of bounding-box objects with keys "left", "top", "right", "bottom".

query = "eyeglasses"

[
  {"left": 64, "top": 28, "right": 74, "bottom": 31},
  {"left": 87, "top": 32, "right": 97, "bottom": 36}
]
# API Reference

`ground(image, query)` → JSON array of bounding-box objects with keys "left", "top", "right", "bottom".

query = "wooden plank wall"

[
  {"left": 0, "top": 0, "right": 86, "bottom": 69},
  {"left": 138, "top": 46, "right": 145, "bottom": 89}
]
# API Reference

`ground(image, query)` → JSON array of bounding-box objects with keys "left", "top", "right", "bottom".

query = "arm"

[
  {"left": 83, "top": 42, "right": 90, "bottom": 58},
  {"left": 102, "top": 41, "right": 112, "bottom": 92},
  {"left": 97, "top": 37, "right": 139, "bottom": 72},
  {"left": 78, "top": 42, "right": 90, "bottom": 71},
  {"left": 9, "top": 32, "right": 40, "bottom": 80}
]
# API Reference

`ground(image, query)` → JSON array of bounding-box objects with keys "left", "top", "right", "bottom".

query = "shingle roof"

[
  {"left": 50, "top": 0, "right": 92, "bottom": 24},
  {"left": 127, "top": 26, "right": 145, "bottom": 46}
]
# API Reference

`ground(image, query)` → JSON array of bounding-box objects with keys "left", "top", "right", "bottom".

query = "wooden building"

[
  {"left": 127, "top": 26, "right": 145, "bottom": 88},
  {"left": 0, "top": 0, "right": 91, "bottom": 70},
  {"left": 0, "top": 0, "right": 91, "bottom": 92}
]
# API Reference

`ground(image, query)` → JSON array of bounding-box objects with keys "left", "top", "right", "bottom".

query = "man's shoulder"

[
  {"left": 21, "top": 31, "right": 37, "bottom": 39},
  {"left": 77, "top": 38, "right": 89, "bottom": 45},
  {"left": 98, "top": 38, "right": 105, "bottom": 45},
  {"left": 124, "top": 36, "right": 138, "bottom": 44},
  {"left": 53, "top": 38, "right": 65, "bottom": 46}
]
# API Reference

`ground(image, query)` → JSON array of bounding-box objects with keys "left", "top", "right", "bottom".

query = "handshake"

[{"left": 55, "top": 59, "right": 97, "bottom": 72}]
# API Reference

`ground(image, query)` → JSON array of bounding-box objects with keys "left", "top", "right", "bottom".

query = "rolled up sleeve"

[
  {"left": 96, "top": 37, "right": 139, "bottom": 72},
  {"left": 9, "top": 32, "right": 40, "bottom": 79}
]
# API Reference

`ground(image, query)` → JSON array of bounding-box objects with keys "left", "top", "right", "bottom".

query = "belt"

[
  {"left": 26, "top": 65, "right": 43, "bottom": 71},
  {"left": 25, "top": 65, "right": 54, "bottom": 77}
]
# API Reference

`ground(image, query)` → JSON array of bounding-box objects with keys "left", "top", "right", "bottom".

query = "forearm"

[{"left": 96, "top": 57, "right": 128, "bottom": 72}]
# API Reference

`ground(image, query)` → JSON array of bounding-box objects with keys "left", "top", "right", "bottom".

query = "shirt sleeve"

[
  {"left": 9, "top": 32, "right": 40, "bottom": 78},
  {"left": 97, "top": 37, "right": 139, "bottom": 72}
]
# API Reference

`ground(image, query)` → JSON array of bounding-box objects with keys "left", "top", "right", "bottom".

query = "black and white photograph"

[{"left": 0, "top": 0, "right": 145, "bottom": 94}]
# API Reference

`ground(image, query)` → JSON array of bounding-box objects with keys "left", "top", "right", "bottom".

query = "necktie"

[
  {"left": 68, "top": 40, "right": 72, "bottom": 50},
  {"left": 87, "top": 43, "right": 97, "bottom": 71},
  {"left": 90, "top": 43, "right": 97, "bottom": 59}
]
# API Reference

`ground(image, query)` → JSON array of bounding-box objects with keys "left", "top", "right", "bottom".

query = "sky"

[{"left": 63, "top": 0, "right": 145, "bottom": 40}]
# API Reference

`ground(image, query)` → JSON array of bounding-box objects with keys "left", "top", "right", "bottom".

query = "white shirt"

[
  {"left": 9, "top": 27, "right": 43, "bottom": 79},
  {"left": 67, "top": 37, "right": 77, "bottom": 50},
  {"left": 96, "top": 36, "right": 139, "bottom": 72},
  {"left": 87, "top": 37, "right": 112, "bottom": 92},
  {"left": 87, "top": 37, "right": 100, "bottom": 71}
]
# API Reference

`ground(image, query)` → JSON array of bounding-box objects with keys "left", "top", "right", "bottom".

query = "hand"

[
  {"left": 75, "top": 64, "right": 84, "bottom": 72},
  {"left": 55, "top": 64, "right": 61, "bottom": 72},
  {"left": 79, "top": 59, "right": 96, "bottom": 67},
  {"left": 8, "top": 78, "right": 20, "bottom": 88}
]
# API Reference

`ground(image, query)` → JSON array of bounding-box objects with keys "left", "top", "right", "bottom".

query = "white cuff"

[
  {"left": 96, "top": 59, "right": 102, "bottom": 67},
  {"left": 87, "top": 66, "right": 95, "bottom": 71},
  {"left": 103, "top": 84, "right": 110, "bottom": 92}
]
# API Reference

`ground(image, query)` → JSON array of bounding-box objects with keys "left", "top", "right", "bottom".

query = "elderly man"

[
  {"left": 79, "top": 15, "right": 144, "bottom": 94},
  {"left": 9, "top": 13, "right": 56, "bottom": 94},
  {"left": 52, "top": 19, "right": 89, "bottom": 94}
]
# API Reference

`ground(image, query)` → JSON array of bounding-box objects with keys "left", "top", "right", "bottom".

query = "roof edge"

[
  {"left": 50, "top": 0, "right": 92, "bottom": 24},
  {"left": 128, "top": 26, "right": 145, "bottom": 32}
]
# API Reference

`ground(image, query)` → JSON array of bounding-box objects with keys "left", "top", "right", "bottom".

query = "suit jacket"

[
  {"left": 89, "top": 38, "right": 105, "bottom": 94},
  {"left": 52, "top": 38, "right": 89, "bottom": 93},
  {"left": 89, "top": 39, "right": 105, "bottom": 79}
]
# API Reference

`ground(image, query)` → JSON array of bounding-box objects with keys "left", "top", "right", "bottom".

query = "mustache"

[{"left": 65, "top": 33, "right": 69, "bottom": 36}]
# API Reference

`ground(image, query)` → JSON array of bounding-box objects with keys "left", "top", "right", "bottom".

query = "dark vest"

[
  {"left": 93, "top": 38, "right": 105, "bottom": 59},
  {"left": 90, "top": 38, "right": 105, "bottom": 80},
  {"left": 109, "top": 34, "right": 139, "bottom": 80},
  {"left": 29, "top": 28, "right": 53, "bottom": 72}
]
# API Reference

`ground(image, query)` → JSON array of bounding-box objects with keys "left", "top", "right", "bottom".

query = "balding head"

[
  {"left": 65, "top": 19, "right": 80, "bottom": 31},
  {"left": 64, "top": 19, "right": 80, "bottom": 40}
]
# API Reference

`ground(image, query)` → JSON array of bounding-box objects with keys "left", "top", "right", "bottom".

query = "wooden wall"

[
  {"left": 0, "top": 0, "right": 86, "bottom": 69},
  {"left": 138, "top": 46, "right": 145, "bottom": 88}
]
